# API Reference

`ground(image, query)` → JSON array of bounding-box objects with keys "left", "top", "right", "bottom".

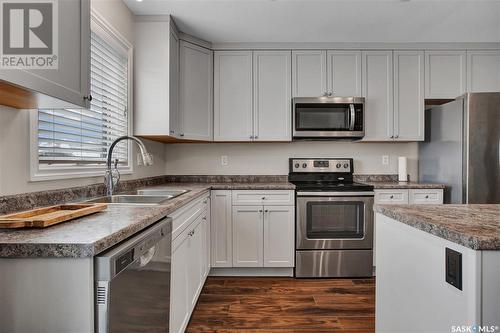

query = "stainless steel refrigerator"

[{"left": 419, "top": 92, "right": 500, "bottom": 204}]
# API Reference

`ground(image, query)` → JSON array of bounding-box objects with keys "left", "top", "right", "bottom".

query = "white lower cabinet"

[
  {"left": 211, "top": 190, "right": 295, "bottom": 271},
  {"left": 232, "top": 206, "right": 264, "bottom": 267},
  {"left": 373, "top": 188, "right": 444, "bottom": 270},
  {"left": 263, "top": 206, "right": 295, "bottom": 267},
  {"left": 170, "top": 195, "right": 210, "bottom": 333}
]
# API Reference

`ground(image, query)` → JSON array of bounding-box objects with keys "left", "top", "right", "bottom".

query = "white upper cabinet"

[
  {"left": 134, "top": 17, "right": 179, "bottom": 138},
  {"left": 179, "top": 41, "right": 213, "bottom": 141},
  {"left": 263, "top": 206, "right": 295, "bottom": 268},
  {"left": 467, "top": 50, "right": 500, "bottom": 92},
  {"left": 253, "top": 51, "right": 292, "bottom": 141},
  {"left": 327, "top": 51, "right": 362, "bottom": 97},
  {"left": 425, "top": 50, "right": 466, "bottom": 99},
  {"left": 0, "top": 0, "right": 90, "bottom": 108},
  {"left": 291, "top": 50, "right": 327, "bottom": 97},
  {"left": 214, "top": 51, "right": 254, "bottom": 141},
  {"left": 393, "top": 51, "right": 425, "bottom": 141},
  {"left": 362, "top": 51, "right": 394, "bottom": 141}
]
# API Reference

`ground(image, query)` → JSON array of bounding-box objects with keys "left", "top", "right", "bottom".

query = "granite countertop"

[
  {"left": 0, "top": 181, "right": 294, "bottom": 258},
  {"left": 362, "top": 181, "right": 446, "bottom": 189},
  {"left": 375, "top": 204, "right": 500, "bottom": 250}
]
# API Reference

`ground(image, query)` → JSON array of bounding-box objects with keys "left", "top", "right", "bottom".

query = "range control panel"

[{"left": 290, "top": 159, "right": 352, "bottom": 173}]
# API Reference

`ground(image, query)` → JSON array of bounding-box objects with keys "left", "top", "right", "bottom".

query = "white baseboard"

[{"left": 209, "top": 267, "right": 294, "bottom": 277}]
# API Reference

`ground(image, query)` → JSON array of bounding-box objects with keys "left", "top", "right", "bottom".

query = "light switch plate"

[
  {"left": 221, "top": 155, "right": 228, "bottom": 166},
  {"left": 382, "top": 155, "right": 389, "bottom": 165}
]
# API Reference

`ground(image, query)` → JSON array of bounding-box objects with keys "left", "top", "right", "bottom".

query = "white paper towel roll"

[{"left": 398, "top": 157, "right": 408, "bottom": 182}]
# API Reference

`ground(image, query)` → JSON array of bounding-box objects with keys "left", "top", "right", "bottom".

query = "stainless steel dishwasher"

[{"left": 95, "top": 217, "right": 172, "bottom": 333}]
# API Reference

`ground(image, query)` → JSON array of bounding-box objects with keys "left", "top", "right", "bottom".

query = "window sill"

[{"left": 30, "top": 166, "right": 133, "bottom": 182}]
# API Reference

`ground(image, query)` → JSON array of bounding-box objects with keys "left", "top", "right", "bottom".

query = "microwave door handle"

[{"left": 349, "top": 104, "right": 355, "bottom": 131}]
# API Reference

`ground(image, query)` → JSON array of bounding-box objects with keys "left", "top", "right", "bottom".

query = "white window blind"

[{"left": 38, "top": 31, "right": 129, "bottom": 166}]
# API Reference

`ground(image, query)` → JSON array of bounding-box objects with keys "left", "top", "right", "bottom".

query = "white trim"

[
  {"left": 29, "top": 11, "right": 134, "bottom": 182},
  {"left": 211, "top": 42, "right": 500, "bottom": 51},
  {"left": 209, "top": 267, "right": 294, "bottom": 277}
]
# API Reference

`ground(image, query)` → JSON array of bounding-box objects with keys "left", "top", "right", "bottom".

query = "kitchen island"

[{"left": 375, "top": 204, "right": 500, "bottom": 333}]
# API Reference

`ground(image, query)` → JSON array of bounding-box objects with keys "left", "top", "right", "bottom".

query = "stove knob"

[
  {"left": 294, "top": 163, "right": 300, "bottom": 169},
  {"left": 336, "top": 163, "right": 341, "bottom": 168},
  {"left": 343, "top": 163, "right": 349, "bottom": 169},
  {"left": 302, "top": 163, "right": 308, "bottom": 168}
]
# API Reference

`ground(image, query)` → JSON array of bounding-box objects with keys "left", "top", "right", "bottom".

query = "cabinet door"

[
  {"left": 169, "top": 28, "right": 180, "bottom": 137},
  {"left": 409, "top": 189, "right": 444, "bottom": 204},
  {"left": 327, "top": 51, "right": 362, "bottom": 97},
  {"left": 232, "top": 206, "right": 263, "bottom": 267},
  {"left": 263, "top": 206, "right": 295, "bottom": 267},
  {"left": 170, "top": 232, "right": 190, "bottom": 333},
  {"left": 393, "top": 51, "right": 425, "bottom": 141},
  {"left": 187, "top": 216, "right": 204, "bottom": 311},
  {"left": 291, "top": 50, "right": 327, "bottom": 97},
  {"left": 253, "top": 51, "right": 292, "bottom": 141},
  {"left": 374, "top": 190, "right": 409, "bottom": 204},
  {"left": 467, "top": 50, "right": 500, "bottom": 92},
  {"left": 179, "top": 41, "right": 213, "bottom": 141},
  {"left": 211, "top": 191, "right": 233, "bottom": 267},
  {"left": 362, "top": 51, "right": 394, "bottom": 141},
  {"left": 203, "top": 199, "right": 211, "bottom": 278},
  {"left": 425, "top": 51, "right": 466, "bottom": 99},
  {"left": 214, "top": 51, "right": 253, "bottom": 141},
  {"left": 0, "top": 0, "right": 90, "bottom": 108}
]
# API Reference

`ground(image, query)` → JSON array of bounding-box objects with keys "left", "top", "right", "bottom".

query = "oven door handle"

[
  {"left": 349, "top": 104, "right": 355, "bottom": 131},
  {"left": 297, "top": 191, "right": 374, "bottom": 197}
]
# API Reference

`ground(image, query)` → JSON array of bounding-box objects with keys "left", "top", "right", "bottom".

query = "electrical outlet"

[
  {"left": 382, "top": 155, "right": 389, "bottom": 165},
  {"left": 221, "top": 155, "right": 228, "bottom": 166}
]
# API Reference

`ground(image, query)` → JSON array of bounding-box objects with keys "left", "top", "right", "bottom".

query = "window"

[{"left": 30, "top": 11, "right": 133, "bottom": 181}]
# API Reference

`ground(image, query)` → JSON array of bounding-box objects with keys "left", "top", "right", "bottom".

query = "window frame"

[{"left": 29, "top": 9, "right": 134, "bottom": 182}]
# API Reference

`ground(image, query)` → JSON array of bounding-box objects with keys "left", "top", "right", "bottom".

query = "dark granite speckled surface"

[{"left": 375, "top": 204, "right": 500, "bottom": 250}]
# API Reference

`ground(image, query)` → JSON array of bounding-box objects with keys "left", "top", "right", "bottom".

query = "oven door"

[{"left": 296, "top": 192, "right": 373, "bottom": 250}]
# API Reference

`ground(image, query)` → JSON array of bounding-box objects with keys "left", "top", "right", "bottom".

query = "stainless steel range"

[{"left": 289, "top": 158, "right": 374, "bottom": 278}]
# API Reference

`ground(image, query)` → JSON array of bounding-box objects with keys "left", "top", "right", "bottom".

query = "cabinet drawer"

[
  {"left": 409, "top": 189, "right": 443, "bottom": 204},
  {"left": 171, "top": 193, "right": 209, "bottom": 240},
  {"left": 232, "top": 190, "right": 294, "bottom": 206},
  {"left": 375, "top": 190, "right": 409, "bottom": 204}
]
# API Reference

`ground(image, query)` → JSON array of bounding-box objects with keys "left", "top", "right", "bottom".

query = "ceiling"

[{"left": 123, "top": 0, "right": 500, "bottom": 43}]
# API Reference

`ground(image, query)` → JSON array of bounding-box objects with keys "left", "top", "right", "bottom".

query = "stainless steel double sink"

[{"left": 87, "top": 189, "right": 190, "bottom": 206}]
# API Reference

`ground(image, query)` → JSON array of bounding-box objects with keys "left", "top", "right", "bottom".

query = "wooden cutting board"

[{"left": 0, "top": 203, "right": 108, "bottom": 228}]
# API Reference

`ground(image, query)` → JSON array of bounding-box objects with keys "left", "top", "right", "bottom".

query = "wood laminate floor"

[{"left": 186, "top": 277, "right": 375, "bottom": 333}]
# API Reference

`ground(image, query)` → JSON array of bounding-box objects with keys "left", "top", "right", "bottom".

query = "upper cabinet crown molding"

[
  {"left": 0, "top": 0, "right": 91, "bottom": 109},
  {"left": 466, "top": 50, "right": 500, "bottom": 93},
  {"left": 425, "top": 50, "right": 466, "bottom": 99}
]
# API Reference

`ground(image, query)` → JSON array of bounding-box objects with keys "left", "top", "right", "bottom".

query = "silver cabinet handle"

[
  {"left": 259, "top": 209, "right": 263, "bottom": 213},
  {"left": 249, "top": 135, "right": 254, "bottom": 139},
  {"left": 264, "top": 209, "right": 269, "bottom": 213},
  {"left": 390, "top": 195, "right": 394, "bottom": 199},
  {"left": 254, "top": 135, "right": 259, "bottom": 139},
  {"left": 202, "top": 216, "right": 207, "bottom": 221},
  {"left": 84, "top": 95, "right": 93, "bottom": 102},
  {"left": 390, "top": 135, "right": 394, "bottom": 139},
  {"left": 180, "top": 133, "right": 185, "bottom": 137},
  {"left": 395, "top": 135, "right": 399, "bottom": 138},
  {"left": 261, "top": 197, "right": 266, "bottom": 200},
  {"left": 170, "top": 130, "right": 174, "bottom": 134},
  {"left": 425, "top": 195, "right": 429, "bottom": 199}
]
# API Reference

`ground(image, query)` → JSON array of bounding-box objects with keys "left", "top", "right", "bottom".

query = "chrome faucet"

[{"left": 105, "top": 136, "right": 153, "bottom": 196}]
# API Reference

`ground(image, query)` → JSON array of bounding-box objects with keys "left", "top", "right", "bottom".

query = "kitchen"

[{"left": 0, "top": 0, "right": 499, "bottom": 332}]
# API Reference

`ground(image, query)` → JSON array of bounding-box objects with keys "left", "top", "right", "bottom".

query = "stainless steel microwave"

[{"left": 292, "top": 97, "right": 365, "bottom": 139}]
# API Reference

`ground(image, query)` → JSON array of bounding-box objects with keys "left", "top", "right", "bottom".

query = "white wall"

[
  {"left": 0, "top": 0, "right": 167, "bottom": 196},
  {"left": 165, "top": 142, "right": 419, "bottom": 179}
]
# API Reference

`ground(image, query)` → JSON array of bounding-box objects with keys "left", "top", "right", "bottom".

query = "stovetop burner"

[{"left": 288, "top": 158, "right": 374, "bottom": 192}]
